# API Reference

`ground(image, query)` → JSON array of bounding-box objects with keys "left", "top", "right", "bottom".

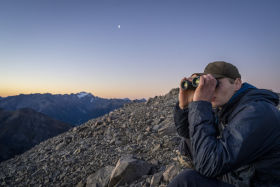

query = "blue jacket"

[{"left": 174, "top": 83, "right": 280, "bottom": 186}]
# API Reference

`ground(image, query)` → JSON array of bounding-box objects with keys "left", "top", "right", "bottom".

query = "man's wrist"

[
  {"left": 175, "top": 102, "right": 189, "bottom": 113},
  {"left": 179, "top": 103, "right": 188, "bottom": 110}
]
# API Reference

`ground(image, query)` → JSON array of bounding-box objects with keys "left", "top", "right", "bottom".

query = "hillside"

[{"left": 0, "top": 108, "right": 72, "bottom": 162}]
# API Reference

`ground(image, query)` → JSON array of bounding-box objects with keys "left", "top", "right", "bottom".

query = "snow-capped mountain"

[{"left": 76, "top": 92, "right": 92, "bottom": 99}]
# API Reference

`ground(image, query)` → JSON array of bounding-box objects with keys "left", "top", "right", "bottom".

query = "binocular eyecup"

[{"left": 181, "top": 76, "right": 219, "bottom": 90}]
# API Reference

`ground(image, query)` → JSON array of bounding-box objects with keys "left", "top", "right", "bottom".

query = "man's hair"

[
  {"left": 227, "top": 77, "right": 243, "bottom": 85},
  {"left": 227, "top": 78, "right": 235, "bottom": 84}
]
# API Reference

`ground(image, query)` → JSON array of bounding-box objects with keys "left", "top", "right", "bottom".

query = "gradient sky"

[{"left": 1, "top": 0, "right": 280, "bottom": 99}]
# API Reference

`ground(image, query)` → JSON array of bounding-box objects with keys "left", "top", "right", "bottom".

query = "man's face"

[{"left": 211, "top": 78, "right": 241, "bottom": 108}]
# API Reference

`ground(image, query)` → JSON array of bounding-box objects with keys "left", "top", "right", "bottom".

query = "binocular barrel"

[{"left": 181, "top": 76, "right": 219, "bottom": 90}]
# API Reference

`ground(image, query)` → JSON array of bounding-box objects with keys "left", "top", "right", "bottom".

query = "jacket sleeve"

[
  {"left": 188, "top": 100, "right": 280, "bottom": 178},
  {"left": 174, "top": 102, "right": 190, "bottom": 138}
]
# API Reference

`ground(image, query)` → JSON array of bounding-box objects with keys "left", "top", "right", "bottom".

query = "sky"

[{"left": 0, "top": 0, "right": 280, "bottom": 99}]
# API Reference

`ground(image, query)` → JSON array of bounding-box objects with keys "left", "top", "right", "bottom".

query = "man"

[{"left": 169, "top": 61, "right": 280, "bottom": 186}]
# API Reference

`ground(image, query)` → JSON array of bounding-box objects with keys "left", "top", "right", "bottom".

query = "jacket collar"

[
  {"left": 227, "top": 83, "right": 256, "bottom": 105},
  {"left": 218, "top": 83, "right": 257, "bottom": 124}
]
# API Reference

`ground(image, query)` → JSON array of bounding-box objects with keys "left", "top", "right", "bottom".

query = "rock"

[
  {"left": 158, "top": 123, "right": 176, "bottom": 136},
  {"left": 108, "top": 155, "right": 153, "bottom": 187},
  {"left": 55, "top": 142, "right": 65, "bottom": 151},
  {"left": 176, "top": 150, "right": 193, "bottom": 169},
  {"left": 136, "top": 134, "right": 143, "bottom": 143},
  {"left": 150, "top": 159, "right": 160, "bottom": 166},
  {"left": 152, "top": 144, "right": 161, "bottom": 153},
  {"left": 74, "top": 148, "right": 81, "bottom": 155},
  {"left": 94, "top": 121, "right": 103, "bottom": 127},
  {"left": 150, "top": 171, "right": 164, "bottom": 187},
  {"left": 162, "top": 164, "right": 181, "bottom": 183},
  {"left": 85, "top": 166, "right": 114, "bottom": 187},
  {"left": 76, "top": 180, "right": 85, "bottom": 187},
  {"left": 64, "top": 136, "right": 73, "bottom": 144},
  {"left": 152, "top": 125, "right": 161, "bottom": 132}
]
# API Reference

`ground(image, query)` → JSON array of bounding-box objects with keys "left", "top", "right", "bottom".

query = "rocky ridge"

[
  {"left": 0, "top": 88, "right": 184, "bottom": 186},
  {"left": 0, "top": 88, "right": 279, "bottom": 186}
]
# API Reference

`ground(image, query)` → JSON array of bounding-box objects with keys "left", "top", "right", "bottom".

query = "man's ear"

[{"left": 234, "top": 78, "right": 242, "bottom": 91}]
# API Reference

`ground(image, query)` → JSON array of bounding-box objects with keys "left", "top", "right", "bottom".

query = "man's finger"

[
  {"left": 207, "top": 74, "right": 216, "bottom": 87},
  {"left": 198, "top": 75, "right": 205, "bottom": 87}
]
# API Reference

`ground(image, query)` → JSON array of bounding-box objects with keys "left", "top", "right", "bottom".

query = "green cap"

[{"left": 194, "top": 61, "right": 241, "bottom": 79}]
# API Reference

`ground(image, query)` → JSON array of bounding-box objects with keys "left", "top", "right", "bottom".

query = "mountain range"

[
  {"left": 0, "top": 92, "right": 145, "bottom": 126},
  {"left": 0, "top": 92, "right": 145, "bottom": 162}
]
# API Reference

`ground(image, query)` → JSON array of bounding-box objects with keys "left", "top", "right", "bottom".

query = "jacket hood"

[
  {"left": 218, "top": 83, "right": 279, "bottom": 124},
  {"left": 227, "top": 83, "right": 279, "bottom": 107},
  {"left": 242, "top": 87, "right": 279, "bottom": 106}
]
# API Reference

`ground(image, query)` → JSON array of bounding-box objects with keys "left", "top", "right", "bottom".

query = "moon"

[{"left": 118, "top": 25, "right": 121, "bottom": 29}]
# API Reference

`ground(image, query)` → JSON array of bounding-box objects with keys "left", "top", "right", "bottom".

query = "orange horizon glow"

[
  {"left": 0, "top": 86, "right": 171, "bottom": 100},
  {"left": 0, "top": 91, "right": 161, "bottom": 100},
  {"left": 1, "top": 73, "right": 280, "bottom": 100}
]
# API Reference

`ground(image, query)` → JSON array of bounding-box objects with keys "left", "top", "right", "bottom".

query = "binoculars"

[{"left": 181, "top": 76, "right": 219, "bottom": 90}]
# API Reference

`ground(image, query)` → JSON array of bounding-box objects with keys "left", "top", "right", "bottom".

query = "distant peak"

[{"left": 76, "top": 92, "right": 94, "bottom": 99}]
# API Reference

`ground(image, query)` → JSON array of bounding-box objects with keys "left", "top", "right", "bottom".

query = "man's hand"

[
  {"left": 179, "top": 77, "right": 195, "bottom": 109},
  {"left": 193, "top": 74, "right": 216, "bottom": 102}
]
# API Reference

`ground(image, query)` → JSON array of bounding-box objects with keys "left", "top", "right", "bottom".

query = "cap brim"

[{"left": 192, "top": 73, "right": 226, "bottom": 79}]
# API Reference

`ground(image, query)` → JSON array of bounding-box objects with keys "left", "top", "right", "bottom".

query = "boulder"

[
  {"left": 108, "top": 155, "right": 153, "bottom": 187},
  {"left": 85, "top": 166, "right": 114, "bottom": 187}
]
